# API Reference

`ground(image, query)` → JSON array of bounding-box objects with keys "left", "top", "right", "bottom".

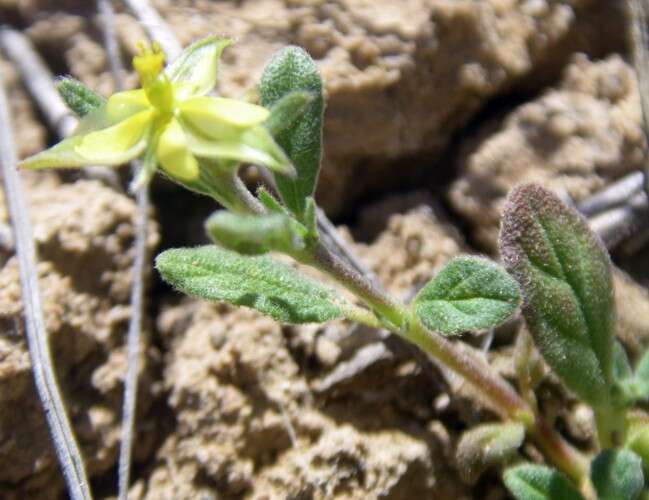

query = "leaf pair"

[{"left": 505, "top": 450, "right": 644, "bottom": 500}]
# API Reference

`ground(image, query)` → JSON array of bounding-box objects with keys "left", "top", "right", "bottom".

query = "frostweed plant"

[{"left": 23, "top": 35, "right": 649, "bottom": 499}]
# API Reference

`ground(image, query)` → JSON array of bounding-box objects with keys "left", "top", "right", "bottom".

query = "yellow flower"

[{"left": 20, "top": 37, "right": 293, "bottom": 188}]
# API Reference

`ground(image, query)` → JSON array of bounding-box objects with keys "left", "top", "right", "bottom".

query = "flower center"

[{"left": 133, "top": 41, "right": 175, "bottom": 115}]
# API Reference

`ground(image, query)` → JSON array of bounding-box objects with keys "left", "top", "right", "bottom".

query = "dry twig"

[
  {"left": 96, "top": 1, "right": 150, "bottom": 498},
  {"left": 0, "top": 59, "right": 92, "bottom": 500}
]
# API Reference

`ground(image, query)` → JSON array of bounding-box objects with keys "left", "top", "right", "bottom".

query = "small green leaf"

[
  {"left": 612, "top": 341, "right": 635, "bottom": 406},
  {"left": 626, "top": 414, "right": 649, "bottom": 475},
  {"left": 456, "top": 422, "right": 525, "bottom": 483},
  {"left": 205, "top": 211, "right": 305, "bottom": 255},
  {"left": 631, "top": 350, "right": 649, "bottom": 399},
  {"left": 613, "top": 341, "right": 633, "bottom": 382},
  {"left": 499, "top": 184, "right": 615, "bottom": 409},
  {"left": 412, "top": 256, "right": 520, "bottom": 336},
  {"left": 591, "top": 450, "right": 644, "bottom": 500},
  {"left": 156, "top": 245, "right": 342, "bottom": 324},
  {"left": 259, "top": 46, "right": 323, "bottom": 222},
  {"left": 264, "top": 91, "right": 315, "bottom": 136},
  {"left": 56, "top": 77, "right": 105, "bottom": 117},
  {"left": 504, "top": 464, "right": 584, "bottom": 500},
  {"left": 303, "top": 197, "right": 318, "bottom": 238}
]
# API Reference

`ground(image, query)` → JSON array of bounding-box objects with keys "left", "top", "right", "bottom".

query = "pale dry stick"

[
  {"left": 97, "top": 1, "right": 150, "bottom": 498},
  {"left": 122, "top": 0, "right": 182, "bottom": 61},
  {"left": 0, "top": 26, "right": 121, "bottom": 189},
  {"left": 0, "top": 62, "right": 92, "bottom": 500},
  {"left": 630, "top": 0, "right": 649, "bottom": 194},
  {"left": 578, "top": 171, "right": 644, "bottom": 217}
]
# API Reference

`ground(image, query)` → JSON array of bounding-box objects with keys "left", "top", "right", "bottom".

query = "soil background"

[{"left": 1, "top": 1, "right": 649, "bottom": 499}]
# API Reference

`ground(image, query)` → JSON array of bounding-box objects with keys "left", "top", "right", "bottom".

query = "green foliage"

[
  {"left": 412, "top": 256, "right": 520, "bottom": 336},
  {"left": 205, "top": 211, "right": 306, "bottom": 255},
  {"left": 456, "top": 422, "right": 525, "bottom": 483},
  {"left": 499, "top": 183, "right": 615, "bottom": 409},
  {"left": 56, "top": 77, "right": 104, "bottom": 117},
  {"left": 613, "top": 341, "right": 633, "bottom": 383},
  {"left": 591, "top": 449, "right": 644, "bottom": 500},
  {"left": 620, "top": 350, "right": 649, "bottom": 403},
  {"left": 626, "top": 414, "right": 649, "bottom": 475},
  {"left": 503, "top": 464, "right": 584, "bottom": 500},
  {"left": 156, "top": 245, "right": 343, "bottom": 324},
  {"left": 259, "top": 46, "right": 324, "bottom": 222}
]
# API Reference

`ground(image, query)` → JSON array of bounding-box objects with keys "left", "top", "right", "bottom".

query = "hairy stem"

[
  {"left": 222, "top": 173, "right": 590, "bottom": 484},
  {"left": 309, "top": 234, "right": 590, "bottom": 484},
  {"left": 308, "top": 241, "right": 405, "bottom": 330}
]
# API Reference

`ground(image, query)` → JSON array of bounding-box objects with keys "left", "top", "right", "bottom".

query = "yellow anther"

[{"left": 133, "top": 41, "right": 165, "bottom": 87}]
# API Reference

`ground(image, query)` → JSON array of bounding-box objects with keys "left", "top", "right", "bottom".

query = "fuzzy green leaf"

[
  {"left": 499, "top": 184, "right": 615, "bottom": 409},
  {"left": 259, "top": 46, "right": 323, "bottom": 222},
  {"left": 412, "top": 256, "right": 520, "bottom": 336},
  {"left": 591, "top": 450, "right": 644, "bottom": 500},
  {"left": 504, "top": 464, "right": 584, "bottom": 500},
  {"left": 456, "top": 422, "right": 525, "bottom": 484},
  {"left": 156, "top": 245, "right": 342, "bottom": 324},
  {"left": 205, "top": 211, "right": 305, "bottom": 255},
  {"left": 56, "top": 77, "right": 105, "bottom": 117}
]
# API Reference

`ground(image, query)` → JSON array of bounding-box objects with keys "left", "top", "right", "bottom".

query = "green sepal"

[
  {"left": 257, "top": 186, "right": 287, "bottom": 214},
  {"left": 591, "top": 449, "right": 644, "bottom": 500},
  {"left": 304, "top": 197, "right": 318, "bottom": 240},
  {"left": 156, "top": 245, "right": 343, "bottom": 324},
  {"left": 259, "top": 46, "right": 323, "bottom": 223},
  {"left": 499, "top": 183, "right": 615, "bottom": 409},
  {"left": 503, "top": 464, "right": 584, "bottom": 500},
  {"left": 56, "top": 77, "right": 105, "bottom": 117},
  {"left": 412, "top": 256, "right": 520, "bottom": 336},
  {"left": 205, "top": 211, "right": 306, "bottom": 255},
  {"left": 456, "top": 422, "right": 525, "bottom": 484}
]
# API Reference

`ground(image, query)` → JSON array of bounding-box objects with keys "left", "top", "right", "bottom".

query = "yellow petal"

[
  {"left": 130, "top": 139, "right": 159, "bottom": 191},
  {"left": 185, "top": 126, "right": 294, "bottom": 176},
  {"left": 156, "top": 118, "right": 199, "bottom": 181},
  {"left": 20, "top": 135, "right": 88, "bottom": 169},
  {"left": 74, "top": 90, "right": 150, "bottom": 137},
  {"left": 179, "top": 96, "right": 270, "bottom": 139},
  {"left": 241, "top": 126, "right": 293, "bottom": 175},
  {"left": 106, "top": 89, "right": 150, "bottom": 122},
  {"left": 74, "top": 109, "right": 153, "bottom": 164},
  {"left": 165, "top": 36, "right": 232, "bottom": 97}
]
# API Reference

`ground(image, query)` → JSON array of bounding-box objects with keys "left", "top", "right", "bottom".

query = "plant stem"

[
  {"left": 407, "top": 319, "right": 527, "bottom": 420},
  {"left": 308, "top": 241, "right": 405, "bottom": 330},
  {"left": 221, "top": 173, "right": 590, "bottom": 484},
  {"left": 308, "top": 233, "right": 590, "bottom": 484}
]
